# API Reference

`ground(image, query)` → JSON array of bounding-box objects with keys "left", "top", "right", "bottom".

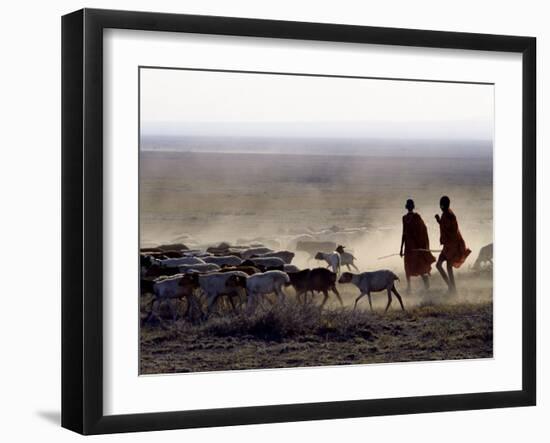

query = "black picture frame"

[{"left": 62, "top": 8, "right": 536, "bottom": 435}]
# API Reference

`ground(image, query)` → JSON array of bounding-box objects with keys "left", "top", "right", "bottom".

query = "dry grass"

[{"left": 140, "top": 298, "right": 492, "bottom": 374}]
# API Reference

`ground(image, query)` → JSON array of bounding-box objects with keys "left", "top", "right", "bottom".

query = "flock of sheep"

[{"left": 140, "top": 240, "right": 403, "bottom": 324}]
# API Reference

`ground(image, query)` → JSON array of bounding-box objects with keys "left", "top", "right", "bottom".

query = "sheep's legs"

[
  {"left": 384, "top": 288, "right": 393, "bottom": 312},
  {"left": 205, "top": 293, "right": 219, "bottom": 319},
  {"left": 331, "top": 285, "right": 344, "bottom": 307},
  {"left": 392, "top": 286, "right": 405, "bottom": 311},
  {"left": 367, "top": 293, "right": 373, "bottom": 311},
  {"left": 353, "top": 292, "right": 366, "bottom": 310},
  {"left": 169, "top": 300, "right": 178, "bottom": 322},
  {"left": 320, "top": 290, "right": 329, "bottom": 308},
  {"left": 275, "top": 286, "right": 286, "bottom": 303},
  {"left": 181, "top": 297, "right": 191, "bottom": 319},
  {"left": 227, "top": 294, "right": 238, "bottom": 313},
  {"left": 246, "top": 293, "right": 257, "bottom": 314},
  {"left": 350, "top": 262, "right": 359, "bottom": 271},
  {"left": 187, "top": 294, "right": 204, "bottom": 320}
]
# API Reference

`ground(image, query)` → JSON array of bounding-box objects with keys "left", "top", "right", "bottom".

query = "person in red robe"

[
  {"left": 435, "top": 195, "right": 471, "bottom": 293},
  {"left": 400, "top": 199, "right": 436, "bottom": 293}
]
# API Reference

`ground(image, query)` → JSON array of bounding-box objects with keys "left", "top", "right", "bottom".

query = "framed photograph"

[{"left": 61, "top": 8, "right": 536, "bottom": 435}]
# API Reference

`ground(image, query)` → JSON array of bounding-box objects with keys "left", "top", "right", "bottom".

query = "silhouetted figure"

[
  {"left": 435, "top": 196, "right": 471, "bottom": 294},
  {"left": 399, "top": 199, "right": 435, "bottom": 293}
]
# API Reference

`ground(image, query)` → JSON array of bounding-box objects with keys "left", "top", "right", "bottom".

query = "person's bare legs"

[
  {"left": 447, "top": 262, "right": 456, "bottom": 294},
  {"left": 436, "top": 255, "right": 450, "bottom": 289},
  {"left": 421, "top": 274, "right": 430, "bottom": 290},
  {"left": 405, "top": 274, "right": 411, "bottom": 294}
]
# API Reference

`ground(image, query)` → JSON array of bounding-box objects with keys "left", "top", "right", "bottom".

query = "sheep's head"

[
  {"left": 338, "top": 272, "right": 354, "bottom": 284},
  {"left": 335, "top": 245, "right": 345, "bottom": 254},
  {"left": 285, "top": 251, "right": 295, "bottom": 260},
  {"left": 150, "top": 257, "right": 162, "bottom": 266},
  {"left": 314, "top": 252, "right": 324, "bottom": 260}
]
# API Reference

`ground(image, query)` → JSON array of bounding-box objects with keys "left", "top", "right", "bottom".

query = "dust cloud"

[{"left": 140, "top": 147, "right": 493, "bottom": 305}]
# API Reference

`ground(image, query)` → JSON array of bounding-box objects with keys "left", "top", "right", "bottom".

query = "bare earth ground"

[
  {"left": 140, "top": 274, "right": 493, "bottom": 374},
  {"left": 140, "top": 150, "right": 493, "bottom": 374}
]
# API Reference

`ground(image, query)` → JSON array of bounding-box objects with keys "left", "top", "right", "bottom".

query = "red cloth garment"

[
  {"left": 402, "top": 212, "right": 436, "bottom": 277},
  {"left": 439, "top": 209, "right": 471, "bottom": 268}
]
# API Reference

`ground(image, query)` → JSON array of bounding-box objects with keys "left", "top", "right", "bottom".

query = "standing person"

[
  {"left": 435, "top": 195, "right": 471, "bottom": 293},
  {"left": 399, "top": 199, "right": 436, "bottom": 293}
]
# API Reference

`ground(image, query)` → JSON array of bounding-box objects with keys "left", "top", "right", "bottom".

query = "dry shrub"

[{"left": 200, "top": 300, "right": 377, "bottom": 342}]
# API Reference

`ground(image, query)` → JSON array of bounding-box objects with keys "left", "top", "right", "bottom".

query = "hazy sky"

[{"left": 140, "top": 67, "right": 494, "bottom": 142}]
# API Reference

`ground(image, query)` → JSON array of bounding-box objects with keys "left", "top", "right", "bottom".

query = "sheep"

[
  {"left": 153, "top": 273, "right": 197, "bottom": 301},
  {"left": 159, "top": 250, "right": 186, "bottom": 258},
  {"left": 314, "top": 251, "right": 341, "bottom": 274},
  {"left": 246, "top": 256, "right": 286, "bottom": 269},
  {"left": 143, "top": 264, "right": 181, "bottom": 279},
  {"left": 140, "top": 255, "right": 156, "bottom": 277},
  {"left": 157, "top": 243, "right": 189, "bottom": 251},
  {"left": 140, "top": 255, "right": 154, "bottom": 268},
  {"left": 238, "top": 260, "right": 271, "bottom": 273},
  {"left": 140, "top": 247, "right": 163, "bottom": 253},
  {"left": 252, "top": 250, "right": 295, "bottom": 264},
  {"left": 202, "top": 255, "right": 243, "bottom": 267},
  {"left": 183, "top": 250, "right": 212, "bottom": 257},
  {"left": 153, "top": 256, "right": 206, "bottom": 268},
  {"left": 177, "top": 263, "right": 221, "bottom": 274},
  {"left": 241, "top": 247, "right": 274, "bottom": 259},
  {"left": 335, "top": 245, "right": 359, "bottom": 271},
  {"left": 283, "top": 264, "right": 300, "bottom": 273},
  {"left": 286, "top": 268, "right": 342, "bottom": 307},
  {"left": 151, "top": 273, "right": 200, "bottom": 320},
  {"left": 286, "top": 269, "right": 312, "bottom": 301},
  {"left": 206, "top": 242, "right": 232, "bottom": 255},
  {"left": 218, "top": 265, "right": 262, "bottom": 276},
  {"left": 472, "top": 243, "right": 493, "bottom": 271},
  {"left": 140, "top": 278, "right": 156, "bottom": 296},
  {"left": 246, "top": 270, "right": 290, "bottom": 312},
  {"left": 194, "top": 271, "right": 249, "bottom": 317},
  {"left": 338, "top": 270, "right": 403, "bottom": 312}
]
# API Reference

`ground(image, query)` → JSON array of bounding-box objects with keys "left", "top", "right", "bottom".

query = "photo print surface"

[{"left": 139, "top": 67, "right": 493, "bottom": 374}]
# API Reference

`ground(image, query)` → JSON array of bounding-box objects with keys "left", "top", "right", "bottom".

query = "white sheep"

[
  {"left": 178, "top": 263, "right": 221, "bottom": 273},
  {"left": 314, "top": 251, "right": 341, "bottom": 274},
  {"left": 335, "top": 245, "right": 359, "bottom": 271},
  {"left": 197, "top": 271, "right": 249, "bottom": 317},
  {"left": 340, "top": 251, "right": 359, "bottom": 271},
  {"left": 153, "top": 256, "right": 205, "bottom": 268},
  {"left": 247, "top": 256, "right": 286, "bottom": 269},
  {"left": 183, "top": 250, "right": 213, "bottom": 257},
  {"left": 152, "top": 273, "right": 198, "bottom": 320},
  {"left": 338, "top": 270, "right": 404, "bottom": 312},
  {"left": 246, "top": 270, "right": 290, "bottom": 312},
  {"left": 202, "top": 255, "right": 243, "bottom": 267},
  {"left": 241, "top": 247, "right": 274, "bottom": 259},
  {"left": 253, "top": 250, "right": 295, "bottom": 264},
  {"left": 153, "top": 274, "right": 189, "bottom": 300},
  {"left": 283, "top": 264, "right": 300, "bottom": 273}
]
